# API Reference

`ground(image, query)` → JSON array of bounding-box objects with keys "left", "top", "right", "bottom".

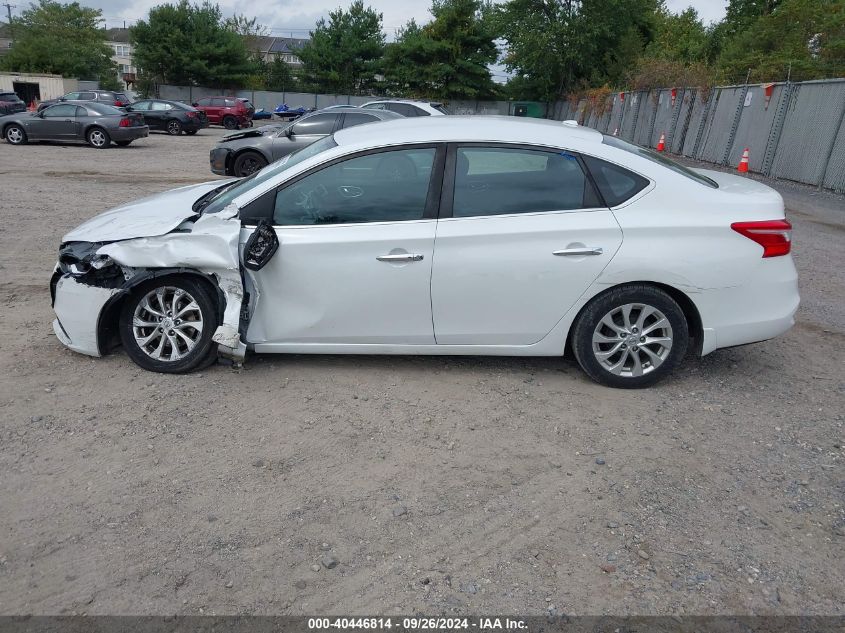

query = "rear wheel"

[
  {"left": 119, "top": 277, "right": 219, "bottom": 373},
  {"left": 233, "top": 151, "right": 268, "bottom": 177},
  {"left": 4, "top": 124, "right": 26, "bottom": 145},
  {"left": 166, "top": 119, "right": 183, "bottom": 135},
  {"left": 222, "top": 115, "right": 238, "bottom": 130},
  {"left": 571, "top": 285, "right": 688, "bottom": 388},
  {"left": 87, "top": 127, "right": 110, "bottom": 148}
]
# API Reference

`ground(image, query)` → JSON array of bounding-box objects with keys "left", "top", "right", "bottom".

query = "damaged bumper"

[{"left": 52, "top": 274, "right": 122, "bottom": 356}]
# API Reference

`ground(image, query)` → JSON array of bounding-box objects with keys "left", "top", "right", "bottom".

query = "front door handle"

[
  {"left": 553, "top": 247, "right": 603, "bottom": 256},
  {"left": 376, "top": 253, "right": 424, "bottom": 263}
]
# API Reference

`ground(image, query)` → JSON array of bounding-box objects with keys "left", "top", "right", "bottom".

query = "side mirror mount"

[
  {"left": 284, "top": 127, "right": 293, "bottom": 138},
  {"left": 192, "top": 102, "right": 198, "bottom": 107},
  {"left": 242, "top": 219, "right": 279, "bottom": 271},
  {"left": 59, "top": 96, "right": 66, "bottom": 102}
]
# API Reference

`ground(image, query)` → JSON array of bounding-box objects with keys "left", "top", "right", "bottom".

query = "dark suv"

[
  {"left": 37, "top": 89, "right": 129, "bottom": 112},
  {"left": 192, "top": 96, "right": 254, "bottom": 129},
  {"left": 0, "top": 92, "right": 27, "bottom": 115}
]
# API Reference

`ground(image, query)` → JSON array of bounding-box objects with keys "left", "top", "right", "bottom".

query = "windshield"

[
  {"left": 602, "top": 135, "right": 718, "bottom": 188},
  {"left": 201, "top": 135, "right": 339, "bottom": 214}
]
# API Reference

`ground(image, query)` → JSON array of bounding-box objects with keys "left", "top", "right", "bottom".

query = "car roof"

[{"left": 333, "top": 116, "right": 602, "bottom": 148}]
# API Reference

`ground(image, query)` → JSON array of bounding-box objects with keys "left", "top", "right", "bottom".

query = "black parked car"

[
  {"left": 210, "top": 106, "right": 401, "bottom": 177},
  {"left": 127, "top": 99, "right": 208, "bottom": 135},
  {"left": 37, "top": 89, "right": 127, "bottom": 112},
  {"left": 3, "top": 102, "right": 148, "bottom": 148},
  {"left": 0, "top": 91, "right": 27, "bottom": 116}
]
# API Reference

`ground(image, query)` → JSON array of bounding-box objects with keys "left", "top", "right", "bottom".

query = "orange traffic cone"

[
  {"left": 27, "top": 99, "right": 36, "bottom": 112},
  {"left": 656, "top": 132, "right": 666, "bottom": 152},
  {"left": 737, "top": 148, "right": 750, "bottom": 173}
]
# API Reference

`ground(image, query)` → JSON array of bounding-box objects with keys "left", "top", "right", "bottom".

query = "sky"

[{"left": 11, "top": 0, "right": 729, "bottom": 34}]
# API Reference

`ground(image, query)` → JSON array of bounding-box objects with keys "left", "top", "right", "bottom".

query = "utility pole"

[{"left": 2, "top": 3, "right": 15, "bottom": 38}]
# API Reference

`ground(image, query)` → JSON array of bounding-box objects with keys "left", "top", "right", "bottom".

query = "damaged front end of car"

[{"left": 51, "top": 204, "right": 251, "bottom": 364}]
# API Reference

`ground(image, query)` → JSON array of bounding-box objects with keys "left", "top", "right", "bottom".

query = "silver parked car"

[
  {"left": 2, "top": 102, "right": 149, "bottom": 148},
  {"left": 209, "top": 106, "right": 401, "bottom": 177}
]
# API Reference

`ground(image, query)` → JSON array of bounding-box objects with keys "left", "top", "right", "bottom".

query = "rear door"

[
  {"left": 430, "top": 144, "right": 623, "bottom": 345},
  {"left": 148, "top": 101, "right": 171, "bottom": 128},
  {"left": 270, "top": 113, "right": 339, "bottom": 161}
]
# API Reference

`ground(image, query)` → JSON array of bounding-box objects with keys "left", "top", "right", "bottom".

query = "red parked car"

[{"left": 191, "top": 96, "right": 254, "bottom": 129}]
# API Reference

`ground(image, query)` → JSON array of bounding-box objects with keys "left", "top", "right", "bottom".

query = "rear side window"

[
  {"left": 582, "top": 155, "right": 650, "bottom": 207},
  {"left": 601, "top": 135, "right": 717, "bottom": 188},
  {"left": 452, "top": 147, "right": 599, "bottom": 217},
  {"left": 211, "top": 98, "right": 226, "bottom": 106}
]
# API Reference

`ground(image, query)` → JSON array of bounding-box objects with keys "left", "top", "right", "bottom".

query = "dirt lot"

[{"left": 0, "top": 125, "right": 843, "bottom": 617}]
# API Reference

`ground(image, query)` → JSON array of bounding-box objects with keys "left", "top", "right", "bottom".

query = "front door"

[
  {"left": 243, "top": 145, "right": 443, "bottom": 347},
  {"left": 430, "top": 145, "right": 624, "bottom": 345},
  {"left": 33, "top": 104, "right": 80, "bottom": 140},
  {"left": 271, "top": 113, "right": 339, "bottom": 161}
]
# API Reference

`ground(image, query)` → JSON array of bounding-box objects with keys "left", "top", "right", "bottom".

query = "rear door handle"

[
  {"left": 553, "top": 247, "right": 603, "bottom": 256},
  {"left": 376, "top": 253, "right": 424, "bottom": 262}
]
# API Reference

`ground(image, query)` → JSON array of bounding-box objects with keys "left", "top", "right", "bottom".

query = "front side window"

[
  {"left": 274, "top": 147, "right": 436, "bottom": 225},
  {"left": 291, "top": 113, "right": 337, "bottom": 136},
  {"left": 43, "top": 104, "right": 78, "bottom": 118},
  {"left": 131, "top": 101, "right": 151, "bottom": 111},
  {"left": 196, "top": 98, "right": 211, "bottom": 106},
  {"left": 452, "top": 147, "right": 597, "bottom": 218},
  {"left": 362, "top": 102, "right": 384, "bottom": 110},
  {"left": 63, "top": 92, "right": 80, "bottom": 100},
  {"left": 341, "top": 113, "right": 378, "bottom": 129}
]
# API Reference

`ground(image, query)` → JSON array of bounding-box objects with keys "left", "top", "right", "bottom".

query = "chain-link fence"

[
  {"left": 157, "top": 78, "right": 845, "bottom": 193},
  {"left": 550, "top": 79, "right": 845, "bottom": 193}
]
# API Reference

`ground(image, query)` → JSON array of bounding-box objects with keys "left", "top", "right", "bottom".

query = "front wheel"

[
  {"left": 571, "top": 285, "right": 689, "bottom": 389},
  {"left": 233, "top": 151, "right": 268, "bottom": 177},
  {"left": 5, "top": 124, "right": 27, "bottom": 145},
  {"left": 119, "top": 277, "right": 219, "bottom": 373},
  {"left": 87, "top": 127, "right": 110, "bottom": 148}
]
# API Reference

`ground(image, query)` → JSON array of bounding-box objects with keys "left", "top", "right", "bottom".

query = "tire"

[
  {"left": 571, "top": 285, "right": 689, "bottom": 389},
  {"left": 115, "top": 140, "right": 132, "bottom": 147},
  {"left": 166, "top": 119, "right": 182, "bottom": 135},
  {"left": 233, "top": 151, "right": 268, "bottom": 177},
  {"left": 4, "top": 124, "right": 27, "bottom": 145},
  {"left": 87, "top": 127, "right": 111, "bottom": 149},
  {"left": 185, "top": 129, "right": 198, "bottom": 135},
  {"left": 222, "top": 115, "right": 238, "bottom": 130},
  {"left": 119, "top": 277, "right": 219, "bottom": 374}
]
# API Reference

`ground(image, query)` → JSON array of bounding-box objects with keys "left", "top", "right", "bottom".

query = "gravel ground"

[{"left": 0, "top": 126, "right": 843, "bottom": 617}]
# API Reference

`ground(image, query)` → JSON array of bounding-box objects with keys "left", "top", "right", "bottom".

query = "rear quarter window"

[
  {"left": 582, "top": 156, "right": 650, "bottom": 207},
  {"left": 601, "top": 135, "right": 718, "bottom": 189}
]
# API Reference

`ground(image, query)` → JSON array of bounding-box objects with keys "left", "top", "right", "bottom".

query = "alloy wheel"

[
  {"left": 6, "top": 126, "right": 23, "bottom": 144},
  {"left": 167, "top": 120, "right": 181, "bottom": 135},
  {"left": 238, "top": 156, "right": 263, "bottom": 176},
  {"left": 89, "top": 129, "right": 107, "bottom": 147},
  {"left": 132, "top": 286, "right": 204, "bottom": 362},
  {"left": 591, "top": 303, "right": 673, "bottom": 377}
]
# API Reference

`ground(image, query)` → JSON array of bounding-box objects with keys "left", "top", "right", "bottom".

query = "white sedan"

[{"left": 51, "top": 117, "right": 799, "bottom": 388}]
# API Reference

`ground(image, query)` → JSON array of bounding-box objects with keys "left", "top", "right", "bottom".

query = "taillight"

[
  {"left": 186, "top": 111, "right": 197, "bottom": 118},
  {"left": 731, "top": 219, "right": 792, "bottom": 258},
  {"left": 114, "top": 100, "right": 122, "bottom": 106},
  {"left": 119, "top": 117, "right": 131, "bottom": 127}
]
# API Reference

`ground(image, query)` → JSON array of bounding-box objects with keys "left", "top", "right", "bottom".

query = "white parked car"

[
  {"left": 360, "top": 99, "right": 449, "bottom": 117},
  {"left": 51, "top": 117, "right": 798, "bottom": 387}
]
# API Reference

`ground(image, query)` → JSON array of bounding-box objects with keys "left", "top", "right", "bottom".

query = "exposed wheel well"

[
  {"left": 96, "top": 270, "right": 223, "bottom": 355},
  {"left": 565, "top": 281, "right": 703, "bottom": 358}
]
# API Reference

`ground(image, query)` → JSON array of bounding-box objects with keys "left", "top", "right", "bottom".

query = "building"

[
  {"left": 105, "top": 28, "right": 136, "bottom": 88},
  {"left": 0, "top": 72, "right": 79, "bottom": 103},
  {"left": 251, "top": 36, "right": 309, "bottom": 67},
  {"left": 0, "top": 22, "right": 13, "bottom": 57}
]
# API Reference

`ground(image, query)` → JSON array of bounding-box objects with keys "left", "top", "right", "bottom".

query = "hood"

[
  {"left": 220, "top": 126, "right": 283, "bottom": 142},
  {"left": 62, "top": 180, "right": 234, "bottom": 244}
]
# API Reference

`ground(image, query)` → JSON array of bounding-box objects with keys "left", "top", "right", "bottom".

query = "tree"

[
  {"left": 225, "top": 13, "right": 268, "bottom": 59},
  {"left": 495, "top": 0, "right": 660, "bottom": 101},
  {"left": 0, "top": 0, "right": 117, "bottom": 85},
  {"left": 130, "top": 1, "right": 259, "bottom": 87},
  {"left": 716, "top": 0, "right": 845, "bottom": 82},
  {"left": 643, "top": 7, "right": 708, "bottom": 64},
  {"left": 297, "top": 1, "right": 385, "bottom": 94},
  {"left": 384, "top": 0, "right": 498, "bottom": 100},
  {"left": 264, "top": 56, "right": 298, "bottom": 92}
]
